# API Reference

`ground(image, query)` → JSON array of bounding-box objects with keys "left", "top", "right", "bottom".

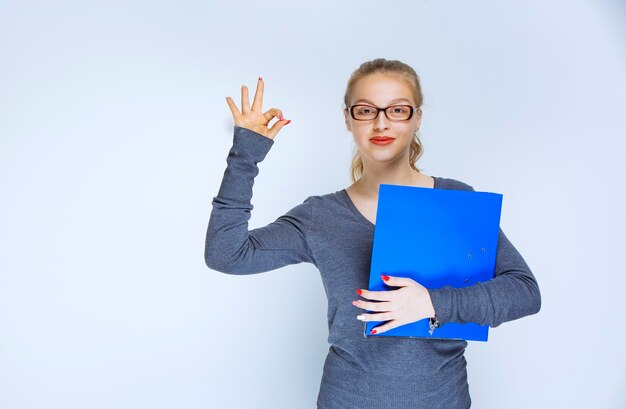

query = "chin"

[{"left": 364, "top": 151, "right": 404, "bottom": 163}]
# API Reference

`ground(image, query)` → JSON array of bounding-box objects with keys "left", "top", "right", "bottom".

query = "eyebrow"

[{"left": 353, "top": 98, "right": 412, "bottom": 105}]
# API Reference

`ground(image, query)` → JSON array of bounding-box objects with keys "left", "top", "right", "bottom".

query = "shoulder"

[
  {"left": 279, "top": 192, "right": 339, "bottom": 231},
  {"left": 297, "top": 190, "right": 349, "bottom": 216},
  {"left": 435, "top": 176, "right": 476, "bottom": 192},
  {"left": 288, "top": 192, "right": 334, "bottom": 214},
  {"left": 304, "top": 190, "right": 344, "bottom": 204}
]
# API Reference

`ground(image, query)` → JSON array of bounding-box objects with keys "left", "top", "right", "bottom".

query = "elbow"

[
  {"left": 204, "top": 233, "right": 234, "bottom": 274},
  {"left": 205, "top": 255, "right": 236, "bottom": 275},
  {"left": 204, "top": 247, "right": 232, "bottom": 274},
  {"left": 204, "top": 253, "right": 237, "bottom": 274},
  {"left": 205, "top": 245, "right": 248, "bottom": 275},
  {"left": 204, "top": 252, "right": 223, "bottom": 273},
  {"left": 524, "top": 269, "right": 542, "bottom": 316},
  {"left": 530, "top": 280, "right": 542, "bottom": 316},
  {"left": 520, "top": 275, "right": 542, "bottom": 319},
  {"left": 204, "top": 239, "right": 218, "bottom": 271},
  {"left": 491, "top": 274, "right": 542, "bottom": 327}
]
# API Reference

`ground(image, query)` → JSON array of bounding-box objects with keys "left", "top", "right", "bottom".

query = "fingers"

[
  {"left": 355, "top": 288, "right": 394, "bottom": 301},
  {"left": 357, "top": 312, "right": 393, "bottom": 322},
  {"left": 352, "top": 299, "right": 391, "bottom": 312},
  {"left": 381, "top": 274, "right": 417, "bottom": 288},
  {"left": 225, "top": 96, "right": 242, "bottom": 121},
  {"left": 241, "top": 84, "right": 250, "bottom": 113},
  {"left": 368, "top": 320, "right": 400, "bottom": 335},
  {"left": 267, "top": 116, "right": 291, "bottom": 140},
  {"left": 266, "top": 108, "right": 291, "bottom": 139},
  {"left": 228, "top": 77, "right": 292, "bottom": 138},
  {"left": 356, "top": 311, "right": 400, "bottom": 336},
  {"left": 251, "top": 76, "right": 263, "bottom": 112},
  {"left": 263, "top": 107, "right": 284, "bottom": 123}
]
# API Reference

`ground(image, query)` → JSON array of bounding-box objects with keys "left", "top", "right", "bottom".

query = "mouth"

[{"left": 370, "top": 136, "right": 395, "bottom": 145}]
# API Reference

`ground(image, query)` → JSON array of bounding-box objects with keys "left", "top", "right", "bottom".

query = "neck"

[{"left": 354, "top": 156, "right": 428, "bottom": 197}]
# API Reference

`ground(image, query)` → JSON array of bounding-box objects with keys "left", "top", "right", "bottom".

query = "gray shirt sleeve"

[
  {"left": 204, "top": 126, "right": 316, "bottom": 274},
  {"left": 427, "top": 183, "right": 542, "bottom": 328}
]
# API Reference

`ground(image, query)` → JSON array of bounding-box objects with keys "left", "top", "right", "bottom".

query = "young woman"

[{"left": 205, "top": 58, "right": 541, "bottom": 409}]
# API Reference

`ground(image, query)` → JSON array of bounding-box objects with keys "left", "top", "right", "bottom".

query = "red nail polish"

[
  {"left": 355, "top": 289, "right": 362, "bottom": 295},
  {"left": 370, "top": 329, "right": 377, "bottom": 334},
  {"left": 381, "top": 275, "right": 389, "bottom": 281},
  {"left": 285, "top": 120, "right": 291, "bottom": 125},
  {"left": 259, "top": 76, "right": 263, "bottom": 81}
]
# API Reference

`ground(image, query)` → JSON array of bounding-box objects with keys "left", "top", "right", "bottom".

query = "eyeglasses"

[{"left": 345, "top": 104, "right": 421, "bottom": 121}]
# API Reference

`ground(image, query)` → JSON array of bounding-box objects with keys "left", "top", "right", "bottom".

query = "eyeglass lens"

[{"left": 353, "top": 105, "right": 413, "bottom": 120}]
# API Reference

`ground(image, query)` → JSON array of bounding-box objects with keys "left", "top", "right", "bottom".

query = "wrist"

[
  {"left": 428, "top": 314, "right": 440, "bottom": 335},
  {"left": 425, "top": 291, "right": 440, "bottom": 335}
]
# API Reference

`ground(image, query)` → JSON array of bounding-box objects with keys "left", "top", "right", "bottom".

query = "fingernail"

[
  {"left": 355, "top": 289, "right": 362, "bottom": 295},
  {"left": 279, "top": 114, "right": 284, "bottom": 120},
  {"left": 381, "top": 275, "right": 389, "bottom": 281},
  {"left": 370, "top": 329, "right": 377, "bottom": 334},
  {"left": 259, "top": 76, "right": 263, "bottom": 81},
  {"left": 285, "top": 120, "right": 291, "bottom": 125},
  {"left": 352, "top": 300, "right": 358, "bottom": 306}
]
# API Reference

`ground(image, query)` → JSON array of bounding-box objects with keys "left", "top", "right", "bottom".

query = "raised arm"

[
  {"left": 427, "top": 186, "right": 542, "bottom": 328},
  {"left": 205, "top": 126, "right": 316, "bottom": 274}
]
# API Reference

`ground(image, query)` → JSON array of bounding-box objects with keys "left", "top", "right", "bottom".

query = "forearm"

[
  {"left": 205, "top": 126, "right": 274, "bottom": 272},
  {"left": 205, "top": 126, "right": 315, "bottom": 274},
  {"left": 428, "top": 228, "right": 541, "bottom": 327}
]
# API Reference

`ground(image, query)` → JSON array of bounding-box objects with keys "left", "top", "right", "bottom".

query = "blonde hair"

[{"left": 343, "top": 58, "right": 425, "bottom": 183}]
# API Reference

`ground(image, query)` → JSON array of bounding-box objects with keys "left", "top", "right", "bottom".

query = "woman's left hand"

[{"left": 352, "top": 274, "right": 436, "bottom": 335}]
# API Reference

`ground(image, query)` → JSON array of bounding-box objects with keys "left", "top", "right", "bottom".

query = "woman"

[{"left": 205, "top": 58, "right": 541, "bottom": 409}]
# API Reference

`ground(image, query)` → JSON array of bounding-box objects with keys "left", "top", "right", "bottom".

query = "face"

[{"left": 344, "top": 73, "right": 422, "bottom": 166}]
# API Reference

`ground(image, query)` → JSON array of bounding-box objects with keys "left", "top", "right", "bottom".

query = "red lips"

[{"left": 370, "top": 136, "right": 395, "bottom": 145}]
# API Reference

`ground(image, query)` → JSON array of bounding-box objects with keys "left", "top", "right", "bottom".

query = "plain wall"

[{"left": 1, "top": 0, "right": 625, "bottom": 408}]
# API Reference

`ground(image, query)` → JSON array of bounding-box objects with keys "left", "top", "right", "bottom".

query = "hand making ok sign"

[{"left": 225, "top": 76, "right": 291, "bottom": 140}]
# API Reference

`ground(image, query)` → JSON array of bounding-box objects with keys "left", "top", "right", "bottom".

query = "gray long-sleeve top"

[{"left": 205, "top": 126, "right": 542, "bottom": 409}]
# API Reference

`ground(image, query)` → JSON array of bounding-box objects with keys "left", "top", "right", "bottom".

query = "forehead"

[{"left": 352, "top": 74, "right": 414, "bottom": 105}]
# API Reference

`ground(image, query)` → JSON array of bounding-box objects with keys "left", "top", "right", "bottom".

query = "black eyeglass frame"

[{"left": 345, "top": 104, "right": 422, "bottom": 121}]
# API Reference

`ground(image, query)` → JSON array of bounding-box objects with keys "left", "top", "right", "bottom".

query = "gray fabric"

[{"left": 205, "top": 126, "right": 542, "bottom": 409}]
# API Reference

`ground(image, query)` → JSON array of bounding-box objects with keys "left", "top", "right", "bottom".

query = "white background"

[{"left": 1, "top": 1, "right": 625, "bottom": 408}]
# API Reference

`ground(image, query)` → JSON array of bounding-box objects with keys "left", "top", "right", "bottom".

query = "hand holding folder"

[{"left": 364, "top": 184, "right": 503, "bottom": 341}]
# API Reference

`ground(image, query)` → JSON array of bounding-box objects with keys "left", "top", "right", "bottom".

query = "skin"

[
  {"left": 225, "top": 76, "right": 290, "bottom": 139},
  {"left": 226, "top": 75, "right": 436, "bottom": 336}
]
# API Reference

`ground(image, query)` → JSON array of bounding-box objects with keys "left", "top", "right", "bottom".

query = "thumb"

[{"left": 268, "top": 117, "right": 291, "bottom": 140}]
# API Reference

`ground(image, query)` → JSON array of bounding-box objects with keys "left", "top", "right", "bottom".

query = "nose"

[{"left": 373, "top": 109, "right": 390, "bottom": 130}]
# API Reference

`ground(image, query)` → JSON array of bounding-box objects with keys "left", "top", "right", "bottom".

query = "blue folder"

[{"left": 364, "top": 183, "right": 503, "bottom": 342}]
